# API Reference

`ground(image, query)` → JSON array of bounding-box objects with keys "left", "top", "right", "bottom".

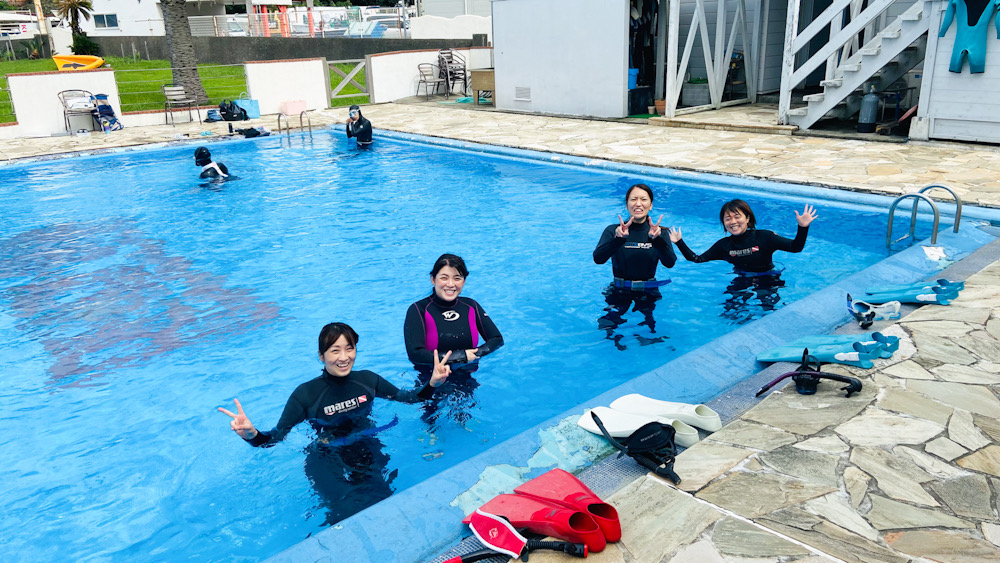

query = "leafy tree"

[
  {"left": 159, "top": 0, "right": 208, "bottom": 103},
  {"left": 56, "top": 0, "right": 93, "bottom": 35}
]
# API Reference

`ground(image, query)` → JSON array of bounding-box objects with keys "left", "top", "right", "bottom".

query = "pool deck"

[{"left": 5, "top": 105, "right": 1000, "bottom": 562}]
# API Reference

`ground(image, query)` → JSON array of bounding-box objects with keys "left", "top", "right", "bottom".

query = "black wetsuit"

[
  {"left": 674, "top": 226, "right": 809, "bottom": 273},
  {"left": 199, "top": 162, "right": 228, "bottom": 179},
  {"left": 593, "top": 219, "right": 676, "bottom": 348},
  {"left": 246, "top": 369, "right": 434, "bottom": 524},
  {"left": 346, "top": 117, "right": 372, "bottom": 146},
  {"left": 403, "top": 294, "right": 503, "bottom": 426}
]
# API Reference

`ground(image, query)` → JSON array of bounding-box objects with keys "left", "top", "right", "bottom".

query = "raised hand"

[
  {"left": 615, "top": 215, "right": 633, "bottom": 238},
  {"left": 795, "top": 204, "right": 818, "bottom": 227},
  {"left": 668, "top": 227, "right": 683, "bottom": 243},
  {"left": 648, "top": 215, "right": 664, "bottom": 239},
  {"left": 430, "top": 349, "right": 452, "bottom": 387},
  {"left": 219, "top": 398, "right": 258, "bottom": 440}
]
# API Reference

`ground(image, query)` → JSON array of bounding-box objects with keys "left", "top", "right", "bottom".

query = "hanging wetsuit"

[
  {"left": 244, "top": 369, "right": 434, "bottom": 524},
  {"left": 674, "top": 226, "right": 809, "bottom": 274},
  {"left": 939, "top": 0, "right": 1000, "bottom": 73},
  {"left": 403, "top": 294, "right": 504, "bottom": 368}
]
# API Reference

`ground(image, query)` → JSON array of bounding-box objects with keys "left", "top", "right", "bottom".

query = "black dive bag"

[{"left": 590, "top": 411, "right": 681, "bottom": 484}]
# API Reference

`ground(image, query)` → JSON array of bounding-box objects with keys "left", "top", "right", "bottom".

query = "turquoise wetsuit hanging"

[{"left": 938, "top": 0, "right": 1000, "bottom": 73}]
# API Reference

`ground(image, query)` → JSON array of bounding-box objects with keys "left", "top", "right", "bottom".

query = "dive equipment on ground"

[
  {"left": 578, "top": 406, "right": 700, "bottom": 447},
  {"left": 444, "top": 509, "right": 588, "bottom": 562},
  {"left": 513, "top": 468, "right": 621, "bottom": 543},
  {"left": 756, "top": 350, "right": 863, "bottom": 398},
  {"left": 861, "top": 284, "right": 959, "bottom": 306},
  {"left": 589, "top": 410, "right": 681, "bottom": 484},
  {"left": 847, "top": 294, "right": 902, "bottom": 328},
  {"left": 756, "top": 340, "right": 880, "bottom": 368},
  {"left": 865, "top": 278, "right": 964, "bottom": 294},
  {"left": 462, "top": 493, "right": 606, "bottom": 552},
  {"left": 609, "top": 394, "right": 722, "bottom": 432},
  {"left": 787, "top": 331, "right": 899, "bottom": 359}
]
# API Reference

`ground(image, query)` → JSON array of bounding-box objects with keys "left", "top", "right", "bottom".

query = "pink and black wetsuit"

[{"left": 403, "top": 293, "right": 504, "bottom": 369}]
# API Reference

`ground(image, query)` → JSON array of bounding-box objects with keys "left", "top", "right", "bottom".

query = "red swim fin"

[
  {"left": 462, "top": 493, "right": 606, "bottom": 552},
  {"left": 514, "top": 468, "right": 621, "bottom": 543}
]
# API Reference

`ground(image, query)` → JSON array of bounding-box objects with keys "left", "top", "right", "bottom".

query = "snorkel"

[{"left": 755, "top": 349, "right": 863, "bottom": 398}]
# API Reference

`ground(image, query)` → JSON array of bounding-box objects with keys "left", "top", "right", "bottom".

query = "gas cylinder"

[{"left": 858, "top": 85, "right": 879, "bottom": 133}]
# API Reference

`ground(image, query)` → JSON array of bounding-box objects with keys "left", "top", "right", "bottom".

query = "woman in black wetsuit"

[
  {"left": 668, "top": 199, "right": 817, "bottom": 323},
  {"left": 219, "top": 322, "right": 451, "bottom": 524},
  {"left": 403, "top": 254, "right": 503, "bottom": 427},
  {"left": 592, "top": 183, "right": 677, "bottom": 349}
]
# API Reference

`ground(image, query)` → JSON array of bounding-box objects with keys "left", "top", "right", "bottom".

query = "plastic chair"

[
  {"left": 57, "top": 89, "right": 98, "bottom": 133},
  {"left": 417, "top": 63, "right": 448, "bottom": 100},
  {"left": 437, "top": 49, "right": 468, "bottom": 95},
  {"left": 162, "top": 83, "right": 201, "bottom": 126}
]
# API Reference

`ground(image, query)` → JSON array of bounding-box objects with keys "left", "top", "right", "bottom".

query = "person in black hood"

[
  {"left": 219, "top": 322, "right": 451, "bottom": 524},
  {"left": 194, "top": 146, "right": 228, "bottom": 179},
  {"left": 345, "top": 104, "right": 372, "bottom": 147}
]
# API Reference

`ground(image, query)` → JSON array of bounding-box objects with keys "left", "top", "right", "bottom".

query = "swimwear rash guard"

[
  {"left": 347, "top": 116, "right": 373, "bottom": 145},
  {"left": 404, "top": 294, "right": 504, "bottom": 366},
  {"left": 246, "top": 369, "right": 433, "bottom": 447},
  {"left": 674, "top": 226, "right": 809, "bottom": 273},
  {"left": 593, "top": 218, "right": 677, "bottom": 280}
]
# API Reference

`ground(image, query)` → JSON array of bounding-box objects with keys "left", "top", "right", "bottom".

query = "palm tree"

[
  {"left": 56, "top": 0, "right": 92, "bottom": 36},
  {"left": 160, "top": 0, "right": 208, "bottom": 104}
]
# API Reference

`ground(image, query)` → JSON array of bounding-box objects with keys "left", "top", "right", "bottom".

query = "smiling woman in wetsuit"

[
  {"left": 219, "top": 322, "right": 451, "bottom": 524},
  {"left": 668, "top": 199, "right": 818, "bottom": 323},
  {"left": 592, "top": 183, "right": 677, "bottom": 349},
  {"left": 403, "top": 254, "right": 503, "bottom": 427}
]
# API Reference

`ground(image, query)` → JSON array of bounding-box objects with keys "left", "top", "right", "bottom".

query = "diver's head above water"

[
  {"left": 625, "top": 183, "right": 654, "bottom": 223},
  {"left": 348, "top": 104, "right": 362, "bottom": 122},
  {"left": 430, "top": 253, "right": 468, "bottom": 303},
  {"left": 194, "top": 146, "right": 212, "bottom": 167},
  {"left": 318, "top": 322, "right": 359, "bottom": 377},
  {"left": 720, "top": 199, "right": 756, "bottom": 236}
]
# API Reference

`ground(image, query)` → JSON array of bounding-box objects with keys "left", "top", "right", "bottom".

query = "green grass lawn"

[{"left": 1, "top": 57, "right": 369, "bottom": 124}]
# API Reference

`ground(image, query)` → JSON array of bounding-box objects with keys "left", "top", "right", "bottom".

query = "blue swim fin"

[
  {"left": 787, "top": 332, "right": 898, "bottom": 359},
  {"left": 865, "top": 278, "right": 964, "bottom": 294},
  {"left": 757, "top": 341, "right": 879, "bottom": 368},
  {"left": 863, "top": 285, "right": 958, "bottom": 305}
]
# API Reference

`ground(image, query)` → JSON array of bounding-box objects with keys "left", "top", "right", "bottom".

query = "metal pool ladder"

[
  {"left": 299, "top": 111, "right": 313, "bottom": 138},
  {"left": 886, "top": 184, "right": 962, "bottom": 247},
  {"left": 276, "top": 113, "right": 290, "bottom": 137}
]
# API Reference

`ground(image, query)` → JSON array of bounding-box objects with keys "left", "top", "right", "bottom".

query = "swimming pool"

[{"left": 0, "top": 129, "right": 986, "bottom": 561}]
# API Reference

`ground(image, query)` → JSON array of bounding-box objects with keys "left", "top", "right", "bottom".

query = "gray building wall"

[{"left": 92, "top": 36, "right": 477, "bottom": 65}]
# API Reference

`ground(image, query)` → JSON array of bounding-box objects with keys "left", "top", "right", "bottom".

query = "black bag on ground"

[
  {"left": 219, "top": 100, "right": 248, "bottom": 121},
  {"left": 591, "top": 410, "right": 681, "bottom": 484}
]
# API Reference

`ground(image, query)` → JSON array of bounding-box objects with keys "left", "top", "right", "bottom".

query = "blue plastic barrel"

[{"left": 628, "top": 68, "right": 639, "bottom": 90}]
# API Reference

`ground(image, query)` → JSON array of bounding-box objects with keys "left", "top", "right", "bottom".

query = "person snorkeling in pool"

[
  {"left": 345, "top": 104, "right": 372, "bottom": 148},
  {"left": 194, "top": 147, "right": 228, "bottom": 180},
  {"left": 219, "top": 322, "right": 452, "bottom": 525},
  {"left": 668, "top": 199, "right": 817, "bottom": 323},
  {"left": 403, "top": 253, "right": 503, "bottom": 429},
  {"left": 593, "top": 183, "right": 677, "bottom": 350}
]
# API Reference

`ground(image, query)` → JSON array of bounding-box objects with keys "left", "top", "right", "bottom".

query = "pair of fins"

[
  {"left": 576, "top": 394, "right": 723, "bottom": 448},
  {"left": 463, "top": 468, "right": 619, "bottom": 553},
  {"left": 863, "top": 278, "right": 963, "bottom": 306},
  {"left": 757, "top": 332, "right": 900, "bottom": 369}
]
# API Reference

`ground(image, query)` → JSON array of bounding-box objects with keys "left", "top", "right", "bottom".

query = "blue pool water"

[{"left": 1, "top": 131, "right": 898, "bottom": 560}]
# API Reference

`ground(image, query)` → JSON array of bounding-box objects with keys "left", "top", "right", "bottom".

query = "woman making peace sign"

[{"left": 219, "top": 322, "right": 452, "bottom": 524}]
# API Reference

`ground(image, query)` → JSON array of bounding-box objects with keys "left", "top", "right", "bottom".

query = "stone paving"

[{"left": 519, "top": 260, "right": 1000, "bottom": 563}]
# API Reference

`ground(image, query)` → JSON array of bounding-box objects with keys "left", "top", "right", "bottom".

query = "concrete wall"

[
  {"left": 410, "top": 14, "right": 492, "bottom": 41},
  {"left": 244, "top": 58, "right": 330, "bottom": 115},
  {"left": 493, "top": 0, "right": 629, "bottom": 118},
  {"left": 367, "top": 47, "right": 491, "bottom": 103},
  {"left": 7, "top": 69, "right": 122, "bottom": 137},
  {"left": 421, "top": 0, "right": 492, "bottom": 18},
  {"left": 92, "top": 36, "right": 477, "bottom": 65}
]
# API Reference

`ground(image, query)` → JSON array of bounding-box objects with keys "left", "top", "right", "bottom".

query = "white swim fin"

[
  {"left": 609, "top": 394, "right": 722, "bottom": 432},
  {"left": 578, "top": 406, "right": 700, "bottom": 447}
]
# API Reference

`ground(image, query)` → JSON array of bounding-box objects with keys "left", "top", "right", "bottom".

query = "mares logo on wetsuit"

[
  {"left": 442, "top": 311, "right": 460, "bottom": 321},
  {"left": 624, "top": 242, "right": 653, "bottom": 249},
  {"left": 730, "top": 246, "right": 759, "bottom": 257},
  {"left": 324, "top": 394, "right": 368, "bottom": 415}
]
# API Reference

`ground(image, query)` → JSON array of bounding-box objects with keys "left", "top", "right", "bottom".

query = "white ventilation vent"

[{"left": 514, "top": 87, "right": 531, "bottom": 101}]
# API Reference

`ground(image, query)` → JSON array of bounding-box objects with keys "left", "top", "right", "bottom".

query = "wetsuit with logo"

[
  {"left": 347, "top": 116, "right": 373, "bottom": 146},
  {"left": 245, "top": 369, "right": 434, "bottom": 524},
  {"left": 673, "top": 226, "right": 808, "bottom": 273},
  {"left": 403, "top": 294, "right": 503, "bottom": 427},
  {"left": 593, "top": 219, "right": 677, "bottom": 348}
]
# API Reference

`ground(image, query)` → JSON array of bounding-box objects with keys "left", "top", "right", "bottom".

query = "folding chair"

[
  {"left": 162, "top": 83, "right": 201, "bottom": 126},
  {"left": 417, "top": 63, "right": 448, "bottom": 100},
  {"left": 57, "top": 90, "right": 98, "bottom": 133},
  {"left": 437, "top": 49, "right": 468, "bottom": 95}
]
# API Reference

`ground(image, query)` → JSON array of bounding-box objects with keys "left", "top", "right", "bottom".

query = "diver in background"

[
  {"left": 194, "top": 147, "right": 228, "bottom": 179},
  {"left": 345, "top": 104, "right": 373, "bottom": 147},
  {"left": 593, "top": 183, "right": 677, "bottom": 349}
]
